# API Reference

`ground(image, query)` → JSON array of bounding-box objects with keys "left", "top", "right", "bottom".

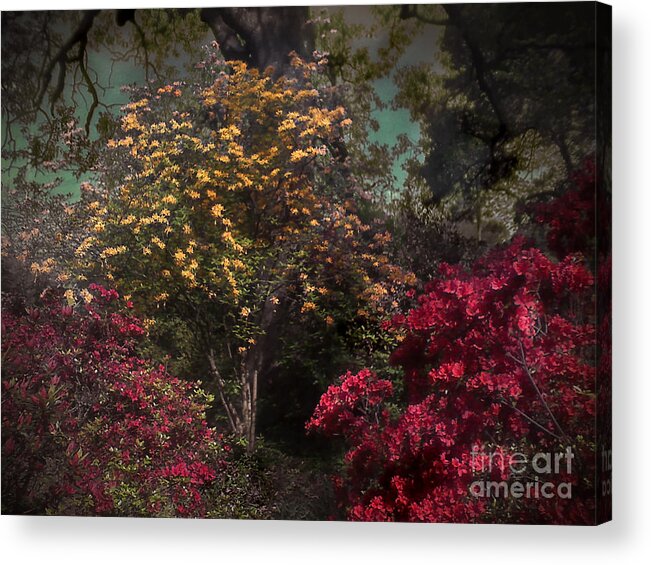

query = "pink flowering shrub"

[
  {"left": 532, "top": 160, "right": 596, "bottom": 258},
  {"left": 308, "top": 166, "right": 600, "bottom": 524},
  {"left": 1, "top": 284, "right": 224, "bottom": 516}
]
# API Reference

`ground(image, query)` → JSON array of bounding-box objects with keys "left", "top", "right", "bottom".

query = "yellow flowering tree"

[{"left": 78, "top": 48, "right": 414, "bottom": 451}]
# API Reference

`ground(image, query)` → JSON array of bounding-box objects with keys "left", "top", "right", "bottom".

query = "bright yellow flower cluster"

[
  {"left": 100, "top": 245, "right": 127, "bottom": 259},
  {"left": 30, "top": 257, "right": 57, "bottom": 275},
  {"left": 80, "top": 56, "right": 411, "bottom": 347}
]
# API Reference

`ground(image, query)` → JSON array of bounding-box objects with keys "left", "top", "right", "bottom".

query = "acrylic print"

[{"left": 1, "top": 3, "right": 611, "bottom": 524}]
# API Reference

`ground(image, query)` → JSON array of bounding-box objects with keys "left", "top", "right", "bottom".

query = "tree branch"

[
  {"left": 35, "top": 10, "right": 101, "bottom": 112},
  {"left": 207, "top": 348, "right": 241, "bottom": 435}
]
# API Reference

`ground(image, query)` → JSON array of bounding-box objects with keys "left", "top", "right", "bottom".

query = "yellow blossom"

[
  {"left": 218, "top": 125, "right": 241, "bottom": 141},
  {"left": 181, "top": 269, "right": 196, "bottom": 282},
  {"left": 100, "top": 245, "right": 127, "bottom": 259},
  {"left": 211, "top": 204, "right": 224, "bottom": 218},
  {"left": 301, "top": 301, "right": 317, "bottom": 313},
  {"left": 196, "top": 169, "right": 211, "bottom": 185},
  {"left": 290, "top": 149, "right": 309, "bottom": 162},
  {"left": 278, "top": 118, "right": 297, "bottom": 132}
]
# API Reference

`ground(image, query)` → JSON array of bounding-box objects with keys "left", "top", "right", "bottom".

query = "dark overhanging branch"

[
  {"left": 555, "top": 134, "right": 575, "bottom": 172},
  {"left": 77, "top": 41, "right": 99, "bottom": 134},
  {"left": 18, "top": 7, "right": 308, "bottom": 141},
  {"left": 199, "top": 8, "right": 250, "bottom": 63},
  {"left": 34, "top": 10, "right": 101, "bottom": 114},
  {"left": 119, "top": 11, "right": 160, "bottom": 83},
  {"left": 443, "top": 5, "right": 509, "bottom": 134},
  {"left": 397, "top": 6, "right": 508, "bottom": 136},
  {"left": 402, "top": 3, "right": 525, "bottom": 215}
]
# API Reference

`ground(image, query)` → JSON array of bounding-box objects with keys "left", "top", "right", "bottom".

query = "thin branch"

[
  {"left": 207, "top": 348, "right": 240, "bottom": 434},
  {"left": 77, "top": 42, "right": 99, "bottom": 134},
  {"left": 499, "top": 400, "right": 562, "bottom": 441},
  {"left": 507, "top": 340, "right": 570, "bottom": 444},
  {"left": 35, "top": 10, "right": 101, "bottom": 112}
]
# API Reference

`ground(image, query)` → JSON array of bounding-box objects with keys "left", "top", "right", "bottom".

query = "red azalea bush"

[
  {"left": 1, "top": 284, "right": 224, "bottom": 517},
  {"left": 308, "top": 166, "right": 599, "bottom": 524},
  {"left": 533, "top": 160, "right": 596, "bottom": 258}
]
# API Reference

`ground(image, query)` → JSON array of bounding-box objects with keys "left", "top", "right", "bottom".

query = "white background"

[{"left": 1, "top": 0, "right": 650, "bottom": 563}]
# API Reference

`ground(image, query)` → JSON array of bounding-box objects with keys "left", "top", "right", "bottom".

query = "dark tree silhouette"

[
  {"left": 396, "top": 3, "right": 603, "bottom": 239},
  {"left": 1, "top": 8, "right": 314, "bottom": 158}
]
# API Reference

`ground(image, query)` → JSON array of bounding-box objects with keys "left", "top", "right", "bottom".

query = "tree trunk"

[
  {"left": 207, "top": 293, "right": 280, "bottom": 453},
  {"left": 200, "top": 7, "right": 314, "bottom": 74},
  {"left": 207, "top": 351, "right": 258, "bottom": 453}
]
